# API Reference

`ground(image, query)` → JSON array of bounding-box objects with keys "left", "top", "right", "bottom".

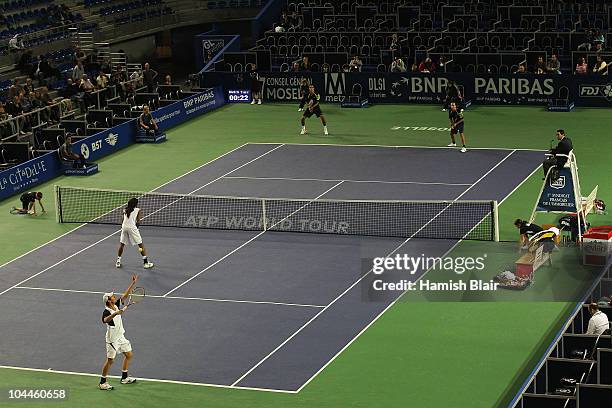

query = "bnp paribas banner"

[
  {"left": 536, "top": 168, "right": 578, "bottom": 212},
  {"left": 202, "top": 71, "right": 581, "bottom": 106}
]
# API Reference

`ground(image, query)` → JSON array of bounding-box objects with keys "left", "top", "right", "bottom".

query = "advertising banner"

[
  {"left": 1, "top": 87, "right": 226, "bottom": 202},
  {"left": 0, "top": 152, "right": 60, "bottom": 201},
  {"left": 536, "top": 168, "right": 578, "bottom": 212}
]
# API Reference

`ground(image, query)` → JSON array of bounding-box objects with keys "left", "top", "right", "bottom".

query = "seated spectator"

[
  {"left": 418, "top": 57, "right": 436, "bottom": 73},
  {"left": 410, "top": 63, "right": 419, "bottom": 72},
  {"left": 72, "top": 61, "right": 85, "bottom": 82},
  {"left": 514, "top": 63, "right": 527, "bottom": 74},
  {"left": 577, "top": 29, "right": 595, "bottom": 51},
  {"left": 575, "top": 57, "right": 588, "bottom": 75},
  {"left": 8, "top": 34, "right": 24, "bottom": 55},
  {"left": 349, "top": 55, "right": 363, "bottom": 72},
  {"left": 96, "top": 72, "right": 109, "bottom": 89},
  {"left": 6, "top": 94, "right": 28, "bottom": 135},
  {"left": 138, "top": 105, "right": 159, "bottom": 136},
  {"left": 17, "top": 50, "right": 34, "bottom": 75},
  {"left": 275, "top": 11, "right": 289, "bottom": 32},
  {"left": 389, "top": 34, "right": 399, "bottom": 55},
  {"left": 40, "top": 87, "right": 59, "bottom": 122},
  {"left": 292, "top": 62, "right": 301, "bottom": 72},
  {"left": 299, "top": 56, "right": 310, "bottom": 71},
  {"left": 593, "top": 30, "right": 605, "bottom": 51},
  {"left": 390, "top": 57, "right": 406, "bottom": 72},
  {"left": 74, "top": 47, "right": 87, "bottom": 64},
  {"left": 59, "top": 136, "right": 87, "bottom": 168},
  {"left": 534, "top": 56, "right": 546, "bottom": 73},
  {"left": 586, "top": 303, "right": 610, "bottom": 335},
  {"left": 164, "top": 75, "right": 172, "bottom": 85},
  {"left": 593, "top": 55, "right": 608, "bottom": 75},
  {"left": 546, "top": 55, "right": 560, "bottom": 74},
  {"left": 23, "top": 78, "right": 33, "bottom": 96},
  {"left": 289, "top": 11, "right": 301, "bottom": 31}
]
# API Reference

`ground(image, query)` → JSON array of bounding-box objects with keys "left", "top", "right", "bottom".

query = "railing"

[{"left": 0, "top": 75, "right": 145, "bottom": 142}]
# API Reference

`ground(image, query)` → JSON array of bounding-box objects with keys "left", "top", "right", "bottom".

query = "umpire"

[{"left": 543, "top": 129, "right": 573, "bottom": 179}]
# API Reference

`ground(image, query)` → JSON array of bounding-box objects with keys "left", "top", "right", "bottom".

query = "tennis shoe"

[
  {"left": 298, "top": 108, "right": 303, "bottom": 112},
  {"left": 447, "top": 143, "right": 456, "bottom": 147},
  {"left": 115, "top": 259, "right": 121, "bottom": 268},
  {"left": 120, "top": 377, "right": 136, "bottom": 384},
  {"left": 143, "top": 262, "right": 154, "bottom": 269},
  {"left": 300, "top": 128, "right": 307, "bottom": 135},
  {"left": 324, "top": 126, "right": 329, "bottom": 135},
  {"left": 99, "top": 383, "right": 113, "bottom": 390},
  {"left": 250, "top": 100, "right": 255, "bottom": 105},
  {"left": 257, "top": 99, "right": 262, "bottom": 105},
  {"left": 460, "top": 147, "right": 467, "bottom": 153}
]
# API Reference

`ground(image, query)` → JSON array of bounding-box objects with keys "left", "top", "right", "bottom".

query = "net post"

[
  {"left": 54, "top": 185, "right": 61, "bottom": 223},
  {"left": 262, "top": 198, "right": 267, "bottom": 231},
  {"left": 492, "top": 200, "right": 500, "bottom": 242}
]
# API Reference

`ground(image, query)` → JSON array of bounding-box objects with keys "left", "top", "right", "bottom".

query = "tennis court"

[{"left": 0, "top": 143, "right": 543, "bottom": 392}]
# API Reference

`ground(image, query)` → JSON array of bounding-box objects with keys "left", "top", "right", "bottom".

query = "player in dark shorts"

[
  {"left": 300, "top": 84, "right": 328, "bottom": 135},
  {"left": 297, "top": 78, "right": 309, "bottom": 112},
  {"left": 249, "top": 64, "right": 262, "bottom": 105},
  {"left": 12, "top": 191, "right": 45, "bottom": 215},
  {"left": 514, "top": 219, "right": 544, "bottom": 249},
  {"left": 448, "top": 102, "right": 467, "bottom": 152}
]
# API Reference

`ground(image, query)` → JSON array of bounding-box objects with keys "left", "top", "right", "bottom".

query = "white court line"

[
  {"left": 15, "top": 286, "right": 325, "bottom": 309},
  {"left": 231, "top": 150, "right": 517, "bottom": 388},
  {"left": 247, "top": 142, "right": 547, "bottom": 152},
  {"left": 163, "top": 180, "right": 345, "bottom": 297},
  {"left": 0, "top": 144, "right": 284, "bottom": 298},
  {"left": 223, "top": 175, "right": 472, "bottom": 187},
  {"left": 0, "top": 366, "right": 297, "bottom": 394},
  {"left": 296, "top": 151, "right": 540, "bottom": 393}
]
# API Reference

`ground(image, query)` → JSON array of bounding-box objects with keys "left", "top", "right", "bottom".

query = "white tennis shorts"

[
  {"left": 106, "top": 336, "right": 132, "bottom": 359},
  {"left": 120, "top": 227, "right": 142, "bottom": 246}
]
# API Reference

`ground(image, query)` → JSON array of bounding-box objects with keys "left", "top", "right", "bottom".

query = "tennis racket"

[{"left": 125, "top": 286, "right": 145, "bottom": 307}]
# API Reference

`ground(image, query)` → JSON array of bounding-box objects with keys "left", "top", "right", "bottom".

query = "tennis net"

[{"left": 54, "top": 185, "right": 499, "bottom": 241}]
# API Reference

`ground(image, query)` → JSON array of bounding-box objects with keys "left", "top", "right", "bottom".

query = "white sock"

[
  {"left": 302, "top": 126, "right": 306, "bottom": 130},
  {"left": 117, "top": 256, "right": 121, "bottom": 261}
]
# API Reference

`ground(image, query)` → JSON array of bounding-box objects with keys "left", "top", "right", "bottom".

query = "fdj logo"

[
  {"left": 325, "top": 73, "right": 345, "bottom": 102},
  {"left": 550, "top": 175, "right": 566, "bottom": 189},
  {"left": 579, "top": 84, "right": 612, "bottom": 101}
]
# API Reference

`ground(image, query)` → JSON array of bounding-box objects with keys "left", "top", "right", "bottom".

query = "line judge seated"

[
  {"left": 138, "top": 105, "right": 160, "bottom": 137},
  {"left": 542, "top": 129, "right": 573, "bottom": 180},
  {"left": 59, "top": 135, "right": 87, "bottom": 168}
]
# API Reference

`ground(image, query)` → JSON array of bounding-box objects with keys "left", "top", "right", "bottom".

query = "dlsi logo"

[{"left": 324, "top": 73, "right": 345, "bottom": 102}]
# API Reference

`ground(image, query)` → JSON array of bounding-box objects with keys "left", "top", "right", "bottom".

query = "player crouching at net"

[
  {"left": 116, "top": 198, "right": 154, "bottom": 269},
  {"left": 99, "top": 274, "right": 139, "bottom": 390},
  {"left": 11, "top": 191, "right": 45, "bottom": 215},
  {"left": 300, "top": 84, "right": 328, "bottom": 135},
  {"left": 448, "top": 102, "right": 467, "bottom": 153}
]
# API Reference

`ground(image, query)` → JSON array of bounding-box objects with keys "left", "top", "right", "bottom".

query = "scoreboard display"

[{"left": 227, "top": 89, "right": 251, "bottom": 103}]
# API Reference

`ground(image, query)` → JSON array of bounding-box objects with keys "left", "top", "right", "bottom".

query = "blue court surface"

[{"left": 0, "top": 143, "right": 543, "bottom": 392}]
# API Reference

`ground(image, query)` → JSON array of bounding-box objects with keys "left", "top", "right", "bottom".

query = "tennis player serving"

[
  {"left": 116, "top": 198, "right": 154, "bottom": 269},
  {"left": 99, "top": 274, "right": 139, "bottom": 390}
]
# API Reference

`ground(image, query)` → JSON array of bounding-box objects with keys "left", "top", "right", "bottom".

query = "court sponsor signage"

[
  {"left": 577, "top": 82, "right": 612, "bottom": 105},
  {"left": 202, "top": 39, "right": 225, "bottom": 63},
  {"left": 72, "top": 120, "right": 133, "bottom": 162},
  {"left": 0, "top": 152, "right": 59, "bottom": 201},
  {"left": 536, "top": 169, "right": 578, "bottom": 212},
  {"left": 261, "top": 74, "right": 313, "bottom": 101},
  {"left": 0, "top": 87, "right": 226, "bottom": 201}
]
